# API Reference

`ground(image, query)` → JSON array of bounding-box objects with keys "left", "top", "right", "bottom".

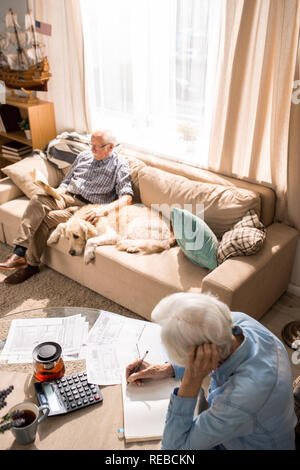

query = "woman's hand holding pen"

[{"left": 126, "top": 361, "right": 175, "bottom": 386}]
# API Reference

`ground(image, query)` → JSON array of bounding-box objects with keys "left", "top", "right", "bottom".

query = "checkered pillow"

[{"left": 217, "top": 210, "right": 266, "bottom": 264}]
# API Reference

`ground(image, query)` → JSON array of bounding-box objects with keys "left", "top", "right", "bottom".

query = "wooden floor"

[{"left": 260, "top": 291, "right": 300, "bottom": 381}]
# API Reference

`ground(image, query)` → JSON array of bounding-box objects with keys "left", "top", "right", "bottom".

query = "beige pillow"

[
  {"left": 138, "top": 166, "right": 261, "bottom": 238},
  {"left": 2, "top": 155, "right": 63, "bottom": 199}
]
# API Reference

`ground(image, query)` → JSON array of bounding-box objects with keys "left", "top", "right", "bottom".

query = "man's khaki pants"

[{"left": 13, "top": 193, "right": 86, "bottom": 266}]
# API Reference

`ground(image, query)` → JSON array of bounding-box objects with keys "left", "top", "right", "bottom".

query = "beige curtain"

[
  {"left": 288, "top": 38, "right": 300, "bottom": 231},
  {"left": 208, "top": 0, "right": 300, "bottom": 230},
  {"left": 29, "top": 0, "right": 90, "bottom": 134}
]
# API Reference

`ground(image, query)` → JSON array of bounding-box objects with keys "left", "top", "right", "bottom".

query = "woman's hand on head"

[{"left": 178, "top": 344, "right": 220, "bottom": 398}]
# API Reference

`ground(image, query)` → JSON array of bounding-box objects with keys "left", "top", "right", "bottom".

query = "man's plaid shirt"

[{"left": 60, "top": 150, "right": 134, "bottom": 204}]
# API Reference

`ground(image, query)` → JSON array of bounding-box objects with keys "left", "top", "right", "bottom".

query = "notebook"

[{"left": 121, "top": 372, "right": 181, "bottom": 443}]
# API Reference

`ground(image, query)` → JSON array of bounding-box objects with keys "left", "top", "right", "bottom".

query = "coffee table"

[{"left": 0, "top": 307, "right": 162, "bottom": 450}]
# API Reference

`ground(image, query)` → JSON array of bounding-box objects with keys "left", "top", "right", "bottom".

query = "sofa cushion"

[
  {"left": 138, "top": 166, "right": 261, "bottom": 238},
  {"left": 2, "top": 155, "right": 63, "bottom": 199},
  {"left": 171, "top": 207, "right": 218, "bottom": 270},
  {"left": 0, "top": 197, "right": 29, "bottom": 245},
  {"left": 63, "top": 241, "right": 206, "bottom": 289},
  {"left": 119, "top": 152, "right": 146, "bottom": 203},
  {"left": 134, "top": 152, "right": 275, "bottom": 227},
  {"left": 0, "top": 177, "right": 23, "bottom": 205},
  {"left": 217, "top": 210, "right": 266, "bottom": 264}
]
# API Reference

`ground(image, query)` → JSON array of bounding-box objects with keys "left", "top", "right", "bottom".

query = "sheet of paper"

[
  {"left": 87, "top": 310, "right": 146, "bottom": 345},
  {"left": 1, "top": 309, "right": 172, "bottom": 388},
  {"left": 85, "top": 311, "right": 169, "bottom": 385},
  {"left": 137, "top": 321, "right": 168, "bottom": 364},
  {"left": 86, "top": 343, "right": 138, "bottom": 385},
  {"left": 64, "top": 322, "right": 89, "bottom": 361},
  {"left": 0, "top": 315, "right": 88, "bottom": 363}
]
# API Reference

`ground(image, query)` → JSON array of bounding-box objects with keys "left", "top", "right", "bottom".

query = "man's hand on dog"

[{"left": 84, "top": 206, "right": 109, "bottom": 223}]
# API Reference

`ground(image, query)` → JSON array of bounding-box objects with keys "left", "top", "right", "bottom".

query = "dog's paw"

[
  {"left": 116, "top": 240, "right": 139, "bottom": 253},
  {"left": 84, "top": 248, "right": 95, "bottom": 264},
  {"left": 116, "top": 241, "right": 126, "bottom": 251},
  {"left": 126, "top": 246, "right": 140, "bottom": 253}
]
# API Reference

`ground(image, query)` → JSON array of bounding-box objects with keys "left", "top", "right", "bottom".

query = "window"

[{"left": 80, "top": 0, "right": 222, "bottom": 167}]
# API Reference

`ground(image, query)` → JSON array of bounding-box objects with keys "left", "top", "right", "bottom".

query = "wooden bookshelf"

[
  {"left": 0, "top": 97, "right": 57, "bottom": 174},
  {"left": 0, "top": 130, "right": 32, "bottom": 146}
]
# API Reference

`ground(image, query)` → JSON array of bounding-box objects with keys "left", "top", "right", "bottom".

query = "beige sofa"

[{"left": 0, "top": 149, "right": 298, "bottom": 321}]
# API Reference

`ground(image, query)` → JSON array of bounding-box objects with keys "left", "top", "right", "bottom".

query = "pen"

[
  {"left": 127, "top": 350, "right": 149, "bottom": 384},
  {"left": 132, "top": 350, "right": 149, "bottom": 374}
]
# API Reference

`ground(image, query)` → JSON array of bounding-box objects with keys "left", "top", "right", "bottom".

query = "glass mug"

[{"left": 32, "top": 342, "right": 65, "bottom": 382}]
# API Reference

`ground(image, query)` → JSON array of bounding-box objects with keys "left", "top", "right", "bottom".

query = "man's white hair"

[
  {"left": 92, "top": 129, "right": 116, "bottom": 145},
  {"left": 151, "top": 293, "right": 234, "bottom": 367}
]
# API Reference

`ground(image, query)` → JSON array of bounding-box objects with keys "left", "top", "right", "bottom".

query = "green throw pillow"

[{"left": 171, "top": 207, "right": 218, "bottom": 270}]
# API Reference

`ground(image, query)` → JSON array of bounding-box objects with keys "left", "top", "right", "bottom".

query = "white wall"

[{"left": 0, "top": 1, "right": 28, "bottom": 30}]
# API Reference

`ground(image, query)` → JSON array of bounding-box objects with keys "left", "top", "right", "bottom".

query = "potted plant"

[{"left": 18, "top": 118, "right": 31, "bottom": 140}]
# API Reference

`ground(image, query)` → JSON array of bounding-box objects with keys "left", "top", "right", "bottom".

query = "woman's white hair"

[{"left": 151, "top": 293, "right": 233, "bottom": 367}]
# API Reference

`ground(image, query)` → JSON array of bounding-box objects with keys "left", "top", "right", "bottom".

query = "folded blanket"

[{"left": 34, "top": 131, "right": 91, "bottom": 170}]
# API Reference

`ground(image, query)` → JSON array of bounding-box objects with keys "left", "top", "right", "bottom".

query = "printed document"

[
  {"left": 85, "top": 311, "right": 168, "bottom": 385},
  {"left": 1, "top": 310, "right": 170, "bottom": 387},
  {"left": 0, "top": 315, "right": 88, "bottom": 363}
]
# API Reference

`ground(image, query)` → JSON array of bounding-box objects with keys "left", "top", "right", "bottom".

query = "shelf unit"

[{"left": 0, "top": 97, "right": 57, "bottom": 174}]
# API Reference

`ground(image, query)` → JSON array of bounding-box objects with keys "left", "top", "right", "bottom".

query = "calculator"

[{"left": 34, "top": 371, "right": 103, "bottom": 416}]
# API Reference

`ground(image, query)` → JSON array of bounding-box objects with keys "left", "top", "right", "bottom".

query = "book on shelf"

[
  {"left": 1, "top": 141, "right": 32, "bottom": 159},
  {"left": 0, "top": 104, "right": 22, "bottom": 133},
  {"left": 2, "top": 148, "right": 32, "bottom": 157},
  {"left": 2, "top": 140, "right": 32, "bottom": 152},
  {"left": 2, "top": 153, "right": 31, "bottom": 161},
  {"left": 1, "top": 154, "right": 22, "bottom": 161}
]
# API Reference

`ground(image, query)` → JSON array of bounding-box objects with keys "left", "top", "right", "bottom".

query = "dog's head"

[{"left": 60, "top": 219, "right": 98, "bottom": 256}]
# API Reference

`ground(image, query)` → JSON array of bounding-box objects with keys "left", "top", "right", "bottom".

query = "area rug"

[{"left": 0, "top": 242, "right": 142, "bottom": 320}]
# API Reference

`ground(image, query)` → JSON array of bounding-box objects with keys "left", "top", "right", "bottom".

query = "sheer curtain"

[
  {"left": 80, "top": 0, "right": 223, "bottom": 167},
  {"left": 208, "top": 0, "right": 300, "bottom": 230},
  {"left": 30, "top": 0, "right": 89, "bottom": 133}
]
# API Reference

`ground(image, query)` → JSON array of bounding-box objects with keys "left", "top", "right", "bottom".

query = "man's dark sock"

[{"left": 13, "top": 245, "right": 27, "bottom": 258}]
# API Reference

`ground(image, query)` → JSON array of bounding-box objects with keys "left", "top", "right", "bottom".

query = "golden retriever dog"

[{"left": 47, "top": 203, "right": 176, "bottom": 264}]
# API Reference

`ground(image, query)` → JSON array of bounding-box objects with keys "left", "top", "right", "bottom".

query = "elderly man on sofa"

[{"left": 0, "top": 129, "right": 134, "bottom": 284}]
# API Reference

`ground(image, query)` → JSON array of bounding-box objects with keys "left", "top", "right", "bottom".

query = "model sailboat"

[{"left": 0, "top": 9, "right": 51, "bottom": 91}]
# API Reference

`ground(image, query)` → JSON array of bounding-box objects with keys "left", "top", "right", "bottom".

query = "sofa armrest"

[
  {"left": 201, "top": 223, "right": 299, "bottom": 320},
  {"left": 0, "top": 177, "right": 23, "bottom": 205}
]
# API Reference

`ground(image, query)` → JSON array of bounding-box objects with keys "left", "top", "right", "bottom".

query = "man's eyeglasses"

[{"left": 91, "top": 143, "right": 120, "bottom": 151}]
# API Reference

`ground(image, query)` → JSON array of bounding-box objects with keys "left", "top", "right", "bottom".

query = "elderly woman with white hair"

[{"left": 126, "top": 293, "right": 297, "bottom": 450}]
